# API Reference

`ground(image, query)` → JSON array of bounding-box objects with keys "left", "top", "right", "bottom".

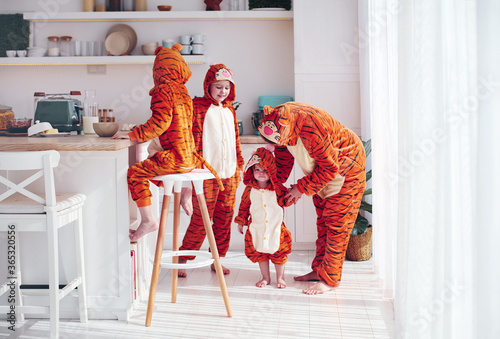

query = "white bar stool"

[
  {"left": 145, "top": 169, "right": 232, "bottom": 327},
  {"left": 0, "top": 151, "right": 88, "bottom": 339}
]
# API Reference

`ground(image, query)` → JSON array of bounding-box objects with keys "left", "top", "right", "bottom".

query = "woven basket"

[{"left": 346, "top": 227, "right": 372, "bottom": 261}]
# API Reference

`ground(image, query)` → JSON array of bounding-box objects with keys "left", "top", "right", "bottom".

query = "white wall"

[{"left": 0, "top": 0, "right": 294, "bottom": 135}]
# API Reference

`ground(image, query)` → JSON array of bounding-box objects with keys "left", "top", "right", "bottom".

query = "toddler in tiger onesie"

[
  {"left": 177, "top": 63, "right": 245, "bottom": 276},
  {"left": 258, "top": 102, "right": 366, "bottom": 295},
  {"left": 235, "top": 147, "right": 293, "bottom": 289},
  {"left": 112, "top": 45, "right": 221, "bottom": 241}
]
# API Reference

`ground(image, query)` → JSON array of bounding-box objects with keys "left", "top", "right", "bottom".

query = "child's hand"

[
  {"left": 111, "top": 132, "right": 131, "bottom": 140},
  {"left": 237, "top": 224, "right": 244, "bottom": 234}
]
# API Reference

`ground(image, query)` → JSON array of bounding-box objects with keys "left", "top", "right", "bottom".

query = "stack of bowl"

[
  {"left": 28, "top": 47, "right": 47, "bottom": 57},
  {"left": 141, "top": 42, "right": 158, "bottom": 55}
]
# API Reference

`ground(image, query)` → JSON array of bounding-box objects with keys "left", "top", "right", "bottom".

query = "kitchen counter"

[
  {"left": 0, "top": 134, "right": 133, "bottom": 151},
  {"left": 0, "top": 134, "right": 265, "bottom": 152}
]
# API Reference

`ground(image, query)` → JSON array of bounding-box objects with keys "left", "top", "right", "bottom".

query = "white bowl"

[
  {"left": 141, "top": 42, "right": 158, "bottom": 55},
  {"left": 6, "top": 50, "right": 16, "bottom": 57}
]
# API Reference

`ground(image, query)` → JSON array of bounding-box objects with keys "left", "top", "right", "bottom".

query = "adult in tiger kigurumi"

[
  {"left": 235, "top": 147, "right": 294, "bottom": 289},
  {"left": 177, "top": 64, "right": 245, "bottom": 276},
  {"left": 258, "top": 102, "right": 366, "bottom": 295},
  {"left": 112, "top": 45, "right": 222, "bottom": 241}
]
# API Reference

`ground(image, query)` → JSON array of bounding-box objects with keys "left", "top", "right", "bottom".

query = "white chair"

[
  {"left": 0, "top": 150, "right": 88, "bottom": 339},
  {"left": 145, "top": 169, "right": 232, "bottom": 327}
]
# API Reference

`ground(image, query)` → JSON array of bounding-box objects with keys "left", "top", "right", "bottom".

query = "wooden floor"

[{"left": 2, "top": 251, "right": 394, "bottom": 339}]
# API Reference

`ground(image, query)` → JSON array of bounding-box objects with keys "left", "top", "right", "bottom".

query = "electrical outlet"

[{"left": 87, "top": 65, "right": 107, "bottom": 75}]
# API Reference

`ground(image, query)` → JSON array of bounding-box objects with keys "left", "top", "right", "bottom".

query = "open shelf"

[
  {"left": 23, "top": 10, "right": 293, "bottom": 22},
  {"left": 0, "top": 55, "right": 206, "bottom": 66}
]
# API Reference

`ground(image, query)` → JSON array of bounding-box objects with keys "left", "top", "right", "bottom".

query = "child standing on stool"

[
  {"left": 112, "top": 45, "right": 221, "bottom": 241},
  {"left": 177, "top": 64, "right": 245, "bottom": 276},
  {"left": 235, "top": 147, "right": 293, "bottom": 288}
]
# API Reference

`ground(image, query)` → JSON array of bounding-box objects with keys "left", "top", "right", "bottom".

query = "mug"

[
  {"left": 192, "top": 44, "right": 206, "bottom": 55},
  {"left": 162, "top": 39, "right": 174, "bottom": 48},
  {"left": 16, "top": 50, "right": 27, "bottom": 57},
  {"left": 192, "top": 34, "right": 206, "bottom": 44},
  {"left": 179, "top": 35, "right": 193, "bottom": 45},
  {"left": 180, "top": 44, "right": 192, "bottom": 55}
]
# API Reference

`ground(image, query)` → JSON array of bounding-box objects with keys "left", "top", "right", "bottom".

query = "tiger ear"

[
  {"left": 275, "top": 104, "right": 291, "bottom": 125},
  {"left": 154, "top": 46, "right": 162, "bottom": 55},
  {"left": 263, "top": 106, "right": 273, "bottom": 116},
  {"left": 172, "top": 44, "right": 183, "bottom": 52}
]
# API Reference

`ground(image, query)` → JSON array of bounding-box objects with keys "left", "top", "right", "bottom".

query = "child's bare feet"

[
  {"left": 276, "top": 277, "right": 287, "bottom": 288},
  {"left": 180, "top": 187, "right": 193, "bottom": 216},
  {"left": 302, "top": 280, "right": 334, "bottom": 295},
  {"left": 129, "top": 220, "right": 158, "bottom": 241},
  {"left": 275, "top": 263, "right": 286, "bottom": 288},
  {"left": 211, "top": 263, "right": 230, "bottom": 275},
  {"left": 294, "top": 271, "right": 319, "bottom": 281},
  {"left": 177, "top": 258, "right": 187, "bottom": 278},
  {"left": 256, "top": 278, "right": 269, "bottom": 288}
]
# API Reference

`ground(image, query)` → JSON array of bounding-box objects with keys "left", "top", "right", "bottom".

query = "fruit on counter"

[
  {"left": 41, "top": 128, "right": 59, "bottom": 134},
  {"left": 0, "top": 105, "right": 15, "bottom": 130}
]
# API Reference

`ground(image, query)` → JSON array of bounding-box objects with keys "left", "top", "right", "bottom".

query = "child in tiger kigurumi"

[
  {"left": 177, "top": 64, "right": 245, "bottom": 276},
  {"left": 235, "top": 147, "right": 293, "bottom": 288},
  {"left": 112, "top": 45, "right": 222, "bottom": 241},
  {"left": 258, "top": 102, "right": 366, "bottom": 295}
]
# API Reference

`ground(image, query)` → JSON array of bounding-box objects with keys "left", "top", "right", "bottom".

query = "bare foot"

[
  {"left": 211, "top": 263, "right": 230, "bottom": 275},
  {"left": 302, "top": 281, "right": 334, "bottom": 295},
  {"left": 256, "top": 278, "right": 269, "bottom": 288},
  {"left": 276, "top": 277, "right": 287, "bottom": 289},
  {"left": 180, "top": 187, "right": 193, "bottom": 216},
  {"left": 177, "top": 258, "right": 187, "bottom": 278},
  {"left": 129, "top": 220, "right": 158, "bottom": 241},
  {"left": 294, "top": 271, "right": 319, "bottom": 281}
]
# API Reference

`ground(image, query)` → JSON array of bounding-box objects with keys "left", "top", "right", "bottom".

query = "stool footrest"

[{"left": 159, "top": 250, "right": 214, "bottom": 269}]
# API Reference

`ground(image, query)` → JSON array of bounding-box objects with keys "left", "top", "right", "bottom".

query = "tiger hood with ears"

[
  {"left": 129, "top": 44, "right": 224, "bottom": 190},
  {"left": 258, "top": 102, "right": 365, "bottom": 196}
]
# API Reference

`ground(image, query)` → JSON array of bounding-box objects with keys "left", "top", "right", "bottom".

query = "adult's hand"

[{"left": 285, "top": 184, "right": 303, "bottom": 205}]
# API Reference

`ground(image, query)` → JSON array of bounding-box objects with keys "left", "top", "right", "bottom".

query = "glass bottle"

[
  {"left": 47, "top": 36, "right": 60, "bottom": 57},
  {"left": 83, "top": 90, "right": 99, "bottom": 134},
  {"left": 95, "top": 0, "right": 106, "bottom": 11},
  {"left": 59, "top": 36, "right": 73, "bottom": 56},
  {"left": 135, "top": 0, "right": 147, "bottom": 11},
  {"left": 107, "top": 0, "right": 123, "bottom": 11}
]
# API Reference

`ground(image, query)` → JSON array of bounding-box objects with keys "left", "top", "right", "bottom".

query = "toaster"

[{"left": 34, "top": 97, "right": 83, "bottom": 134}]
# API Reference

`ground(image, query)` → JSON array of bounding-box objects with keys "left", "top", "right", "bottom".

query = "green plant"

[
  {"left": 232, "top": 101, "right": 242, "bottom": 111},
  {"left": 248, "top": 0, "right": 292, "bottom": 10},
  {"left": 351, "top": 139, "right": 372, "bottom": 235}
]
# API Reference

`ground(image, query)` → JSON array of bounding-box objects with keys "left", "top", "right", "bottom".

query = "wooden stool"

[{"left": 145, "top": 169, "right": 232, "bottom": 326}]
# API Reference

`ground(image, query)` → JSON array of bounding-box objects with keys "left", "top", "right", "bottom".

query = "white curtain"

[
  {"left": 358, "top": 0, "right": 398, "bottom": 300},
  {"left": 362, "top": 0, "right": 500, "bottom": 338},
  {"left": 475, "top": 1, "right": 500, "bottom": 338}
]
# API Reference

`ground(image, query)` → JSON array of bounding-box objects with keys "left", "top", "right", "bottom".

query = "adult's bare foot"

[
  {"left": 276, "top": 277, "right": 287, "bottom": 289},
  {"left": 211, "top": 263, "right": 230, "bottom": 275},
  {"left": 177, "top": 258, "right": 187, "bottom": 278},
  {"left": 256, "top": 278, "right": 269, "bottom": 288},
  {"left": 302, "top": 281, "right": 334, "bottom": 295},
  {"left": 129, "top": 221, "right": 158, "bottom": 241},
  {"left": 294, "top": 271, "right": 319, "bottom": 281}
]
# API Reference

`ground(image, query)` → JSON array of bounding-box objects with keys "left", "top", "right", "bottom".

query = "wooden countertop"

[
  {"left": 0, "top": 135, "right": 134, "bottom": 152},
  {"left": 0, "top": 134, "right": 266, "bottom": 152},
  {"left": 239, "top": 134, "right": 267, "bottom": 144}
]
